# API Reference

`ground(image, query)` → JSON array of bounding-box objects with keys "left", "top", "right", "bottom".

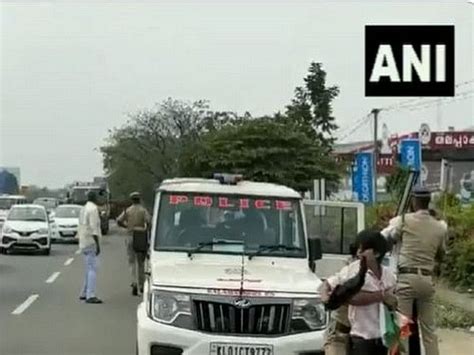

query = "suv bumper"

[{"left": 137, "top": 303, "right": 325, "bottom": 355}]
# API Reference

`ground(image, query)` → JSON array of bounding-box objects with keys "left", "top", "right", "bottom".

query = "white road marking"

[
  {"left": 64, "top": 258, "right": 74, "bottom": 266},
  {"left": 75, "top": 249, "right": 81, "bottom": 255},
  {"left": 12, "top": 294, "right": 39, "bottom": 315},
  {"left": 45, "top": 271, "right": 61, "bottom": 284}
]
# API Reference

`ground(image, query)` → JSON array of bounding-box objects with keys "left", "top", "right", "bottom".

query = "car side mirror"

[{"left": 308, "top": 238, "right": 323, "bottom": 272}]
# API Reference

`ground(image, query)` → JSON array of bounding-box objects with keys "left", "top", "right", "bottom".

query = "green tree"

[
  {"left": 283, "top": 62, "right": 339, "bottom": 153},
  {"left": 385, "top": 165, "right": 411, "bottom": 201},
  {"left": 182, "top": 118, "right": 340, "bottom": 192},
  {"left": 101, "top": 98, "right": 237, "bottom": 205}
]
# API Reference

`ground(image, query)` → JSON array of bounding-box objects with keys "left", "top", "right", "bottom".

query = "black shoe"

[
  {"left": 132, "top": 285, "right": 138, "bottom": 296},
  {"left": 79, "top": 296, "right": 86, "bottom": 301},
  {"left": 85, "top": 297, "right": 103, "bottom": 304}
]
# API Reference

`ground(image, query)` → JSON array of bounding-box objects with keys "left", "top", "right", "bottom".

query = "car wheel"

[
  {"left": 0, "top": 247, "right": 5, "bottom": 254},
  {"left": 43, "top": 248, "right": 51, "bottom": 256}
]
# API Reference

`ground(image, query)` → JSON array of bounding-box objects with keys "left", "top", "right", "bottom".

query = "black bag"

[{"left": 132, "top": 229, "right": 149, "bottom": 253}]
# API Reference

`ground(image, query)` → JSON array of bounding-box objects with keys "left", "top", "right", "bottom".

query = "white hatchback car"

[
  {"left": 51, "top": 204, "right": 81, "bottom": 243},
  {"left": 0, "top": 204, "right": 52, "bottom": 255}
]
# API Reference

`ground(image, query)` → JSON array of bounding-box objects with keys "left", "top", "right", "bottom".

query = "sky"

[{"left": 1, "top": 0, "right": 473, "bottom": 188}]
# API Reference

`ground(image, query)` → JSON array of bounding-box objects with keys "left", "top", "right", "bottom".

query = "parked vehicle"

[{"left": 0, "top": 204, "right": 52, "bottom": 255}]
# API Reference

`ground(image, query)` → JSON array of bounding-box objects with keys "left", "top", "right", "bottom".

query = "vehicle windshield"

[
  {"left": 72, "top": 188, "right": 108, "bottom": 205},
  {"left": 8, "top": 207, "right": 47, "bottom": 222},
  {"left": 0, "top": 198, "right": 25, "bottom": 210},
  {"left": 55, "top": 206, "right": 81, "bottom": 218},
  {"left": 33, "top": 198, "right": 58, "bottom": 210},
  {"left": 155, "top": 192, "right": 306, "bottom": 257}
]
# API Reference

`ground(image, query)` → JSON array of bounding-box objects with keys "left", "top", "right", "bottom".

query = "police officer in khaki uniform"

[
  {"left": 382, "top": 186, "right": 447, "bottom": 355},
  {"left": 322, "top": 244, "right": 359, "bottom": 355},
  {"left": 117, "top": 192, "right": 151, "bottom": 296}
]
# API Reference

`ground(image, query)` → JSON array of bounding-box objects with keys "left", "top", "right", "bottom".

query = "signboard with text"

[
  {"left": 400, "top": 139, "right": 422, "bottom": 172},
  {"left": 353, "top": 152, "right": 374, "bottom": 203}
]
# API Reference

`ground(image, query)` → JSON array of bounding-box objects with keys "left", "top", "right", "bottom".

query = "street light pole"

[{"left": 371, "top": 108, "right": 380, "bottom": 203}]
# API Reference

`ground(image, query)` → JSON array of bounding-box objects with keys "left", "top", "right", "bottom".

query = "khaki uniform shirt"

[
  {"left": 383, "top": 210, "right": 447, "bottom": 272},
  {"left": 117, "top": 204, "right": 151, "bottom": 235}
]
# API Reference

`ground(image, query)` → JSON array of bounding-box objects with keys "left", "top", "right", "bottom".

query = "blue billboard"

[
  {"left": 352, "top": 152, "right": 374, "bottom": 203},
  {"left": 400, "top": 139, "right": 422, "bottom": 172}
]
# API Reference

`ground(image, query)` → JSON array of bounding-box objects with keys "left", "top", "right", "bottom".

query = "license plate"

[
  {"left": 62, "top": 231, "right": 75, "bottom": 236},
  {"left": 17, "top": 238, "right": 32, "bottom": 244},
  {"left": 210, "top": 343, "right": 273, "bottom": 355}
]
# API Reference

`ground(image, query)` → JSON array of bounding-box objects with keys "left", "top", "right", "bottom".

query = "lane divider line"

[
  {"left": 75, "top": 249, "right": 81, "bottom": 255},
  {"left": 45, "top": 272, "right": 61, "bottom": 284},
  {"left": 12, "top": 294, "right": 39, "bottom": 315},
  {"left": 64, "top": 258, "right": 74, "bottom": 266}
]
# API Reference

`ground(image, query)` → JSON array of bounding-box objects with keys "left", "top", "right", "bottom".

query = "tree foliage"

[
  {"left": 283, "top": 62, "right": 339, "bottom": 153},
  {"left": 181, "top": 118, "right": 340, "bottom": 192},
  {"left": 101, "top": 62, "right": 342, "bottom": 203},
  {"left": 101, "top": 98, "right": 237, "bottom": 206}
]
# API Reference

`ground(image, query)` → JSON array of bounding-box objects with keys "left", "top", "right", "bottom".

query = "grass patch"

[{"left": 435, "top": 298, "right": 474, "bottom": 329}]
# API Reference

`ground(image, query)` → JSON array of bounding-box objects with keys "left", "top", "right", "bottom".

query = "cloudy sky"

[{"left": 1, "top": 0, "right": 473, "bottom": 188}]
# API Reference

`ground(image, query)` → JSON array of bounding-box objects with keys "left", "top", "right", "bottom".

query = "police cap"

[
  {"left": 130, "top": 191, "right": 141, "bottom": 199},
  {"left": 412, "top": 186, "right": 431, "bottom": 198}
]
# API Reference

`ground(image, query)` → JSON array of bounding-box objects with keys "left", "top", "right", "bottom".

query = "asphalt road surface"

[
  {"left": 0, "top": 224, "right": 140, "bottom": 355},
  {"left": 1, "top": 225, "right": 472, "bottom": 355}
]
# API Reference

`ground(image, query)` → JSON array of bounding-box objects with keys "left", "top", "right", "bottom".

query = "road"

[
  {"left": 1, "top": 224, "right": 473, "bottom": 355},
  {"left": 0, "top": 224, "right": 139, "bottom": 355}
]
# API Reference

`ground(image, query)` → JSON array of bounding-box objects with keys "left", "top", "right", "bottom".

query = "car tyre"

[
  {"left": 43, "top": 247, "right": 51, "bottom": 256},
  {"left": 0, "top": 247, "right": 5, "bottom": 254}
]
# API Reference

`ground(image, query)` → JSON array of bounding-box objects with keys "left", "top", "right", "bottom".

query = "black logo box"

[{"left": 365, "top": 25, "right": 455, "bottom": 97}]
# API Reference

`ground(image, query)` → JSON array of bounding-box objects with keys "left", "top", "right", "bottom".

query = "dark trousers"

[{"left": 349, "top": 336, "right": 388, "bottom": 355}]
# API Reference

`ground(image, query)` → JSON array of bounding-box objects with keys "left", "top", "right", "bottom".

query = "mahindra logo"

[{"left": 234, "top": 298, "right": 251, "bottom": 309}]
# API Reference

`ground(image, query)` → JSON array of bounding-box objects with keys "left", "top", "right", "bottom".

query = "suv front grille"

[
  {"left": 193, "top": 300, "right": 290, "bottom": 335},
  {"left": 13, "top": 230, "right": 36, "bottom": 237}
]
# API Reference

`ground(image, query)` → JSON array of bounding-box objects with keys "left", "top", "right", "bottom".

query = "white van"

[{"left": 136, "top": 174, "right": 366, "bottom": 355}]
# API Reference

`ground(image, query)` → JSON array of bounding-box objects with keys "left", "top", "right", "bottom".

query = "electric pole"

[{"left": 372, "top": 108, "right": 380, "bottom": 203}]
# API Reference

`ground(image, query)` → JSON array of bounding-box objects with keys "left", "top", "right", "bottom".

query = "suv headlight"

[
  {"left": 149, "top": 291, "right": 191, "bottom": 324},
  {"left": 2, "top": 225, "right": 12, "bottom": 234},
  {"left": 38, "top": 228, "right": 49, "bottom": 235},
  {"left": 291, "top": 298, "right": 327, "bottom": 331}
]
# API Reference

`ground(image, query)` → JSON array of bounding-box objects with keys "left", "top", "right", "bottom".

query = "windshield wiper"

[
  {"left": 187, "top": 239, "right": 244, "bottom": 258},
  {"left": 248, "top": 244, "right": 303, "bottom": 260}
]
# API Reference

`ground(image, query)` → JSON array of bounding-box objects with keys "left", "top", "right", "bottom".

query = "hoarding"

[
  {"left": 353, "top": 152, "right": 374, "bottom": 203},
  {"left": 0, "top": 167, "right": 21, "bottom": 194}
]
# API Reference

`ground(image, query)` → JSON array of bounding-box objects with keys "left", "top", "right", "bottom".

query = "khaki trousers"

[
  {"left": 325, "top": 320, "right": 349, "bottom": 355},
  {"left": 126, "top": 238, "right": 145, "bottom": 289},
  {"left": 396, "top": 273, "right": 439, "bottom": 355}
]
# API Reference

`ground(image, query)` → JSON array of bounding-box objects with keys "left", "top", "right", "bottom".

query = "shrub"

[{"left": 441, "top": 236, "right": 474, "bottom": 290}]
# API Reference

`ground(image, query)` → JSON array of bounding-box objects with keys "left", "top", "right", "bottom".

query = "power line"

[
  {"left": 381, "top": 79, "right": 474, "bottom": 112},
  {"left": 337, "top": 114, "right": 373, "bottom": 142},
  {"left": 383, "top": 89, "right": 474, "bottom": 113}
]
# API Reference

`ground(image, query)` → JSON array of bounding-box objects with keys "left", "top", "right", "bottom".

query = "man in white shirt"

[
  {"left": 326, "top": 230, "right": 397, "bottom": 355},
  {"left": 77, "top": 190, "right": 103, "bottom": 304}
]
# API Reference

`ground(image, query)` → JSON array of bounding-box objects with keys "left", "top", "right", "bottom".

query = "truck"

[
  {"left": 67, "top": 180, "right": 110, "bottom": 235},
  {"left": 136, "top": 173, "right": 372, "bottom": 355}
]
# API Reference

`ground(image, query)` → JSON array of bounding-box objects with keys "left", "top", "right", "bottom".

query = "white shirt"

[
  {"left": 327, "top": 260, "right": 397, "bottom": 340},
  {"left": 77, "top": 201, "right": 102, "bottom": 250}
]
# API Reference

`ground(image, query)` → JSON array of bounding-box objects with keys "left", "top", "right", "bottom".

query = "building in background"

[
  {"left": 335, "top": 124, "right": 474, "bottom": 202},
  {"left": 0, "top": 167, "right": 21, "bottom": 195}
]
